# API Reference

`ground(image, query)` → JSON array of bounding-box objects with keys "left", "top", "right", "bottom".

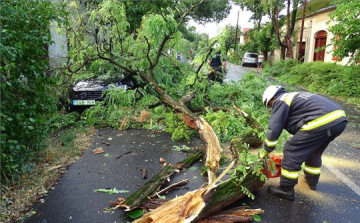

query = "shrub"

[
  {"left": 1, "top": 0, "right": 65, "bottom": 183},
  {"left": 263, "top": 59, "right": 299, "bottom": 77},
  {"left": 278, "top": 62, "right": 360, "bottom": 97}
]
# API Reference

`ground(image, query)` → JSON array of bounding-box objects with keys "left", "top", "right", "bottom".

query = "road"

[
  {"left": 25, "top": 63, "right": 360, "bottom": 223},
  {"left": 224, "top": 63, "right": 258, "bottom": 83}
]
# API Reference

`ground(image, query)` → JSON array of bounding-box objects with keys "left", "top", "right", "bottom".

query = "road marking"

[{"left": 323, "top": 162, "right": 360, "bottom": 197}]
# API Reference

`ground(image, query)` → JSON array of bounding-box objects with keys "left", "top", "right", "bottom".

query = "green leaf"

[
  {"left": 188, "top": 166, "right": 198, "bottom": 171},
  {"left": 253, "top": 214, "right": 261, "bottom": 222},
  {"left": 127, "top": 209, "right": 145, "bottom": 219},
  {"left": 27, "top": 126, "right": 34, "bottom": 130},
  {"left": 104, "top": 153, "right": 112, "bottom": 158},
  {"left": 94, "top": 188, "right": 129, "bottom": 194}
]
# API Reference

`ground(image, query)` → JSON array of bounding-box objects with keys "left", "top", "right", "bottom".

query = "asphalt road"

[{"left": 25, "top": 64, "right": 360, "bottom": 223}]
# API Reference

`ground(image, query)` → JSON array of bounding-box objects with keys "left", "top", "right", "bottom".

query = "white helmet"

[{"left": 262, "top": 85, "right": 283, "bottom": 107}]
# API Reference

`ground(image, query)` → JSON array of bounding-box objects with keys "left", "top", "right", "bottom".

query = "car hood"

[{"left": 72, "top": 80, "right": 125, "bottom": 91}]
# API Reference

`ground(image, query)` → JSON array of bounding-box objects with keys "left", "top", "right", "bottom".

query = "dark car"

[
  {"left": 241, "top": 52, "right": 258, "bottom": 67},
  {"left": 69, "top": 77, "right": 135, "bottom": 107}
]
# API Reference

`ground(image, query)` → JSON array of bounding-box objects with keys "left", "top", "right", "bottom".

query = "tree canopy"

[{"left": 329, "top": 0, "right": 360, "bottom": 64}]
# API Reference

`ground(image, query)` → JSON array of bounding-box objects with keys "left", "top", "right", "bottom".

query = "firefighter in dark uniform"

[
  {"left": 259, "top": 85, "right": 347, "bottom": 201},
  {"left": 207, "top": 50, "right": 226, "bottom": 84}
]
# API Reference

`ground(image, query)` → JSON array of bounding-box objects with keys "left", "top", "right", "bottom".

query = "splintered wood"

[
  {"left": 134, "top": 188, "right": 206, "bottom": 223},
  {"left": 196, "top": 117, "right": 222, "bottom": 184},
  {"left": 133, "top": 162, "right": 236, "bottom": 223}
]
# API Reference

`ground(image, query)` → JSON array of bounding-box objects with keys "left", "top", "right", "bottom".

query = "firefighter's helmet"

[{"left": 262, "top": 85, "right": 284, "bottom": 107}]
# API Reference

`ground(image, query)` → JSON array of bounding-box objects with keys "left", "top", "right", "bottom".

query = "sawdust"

[
  {"left": 322, "top": 156, "right": 359, "bottom": 169},
  {"left": 295, "top": 175, "right": 334, "bottom": 204}
]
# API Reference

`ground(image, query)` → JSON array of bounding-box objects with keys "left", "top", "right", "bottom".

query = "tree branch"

[
  {"left": 97, "top": 54, "right": 138, "bottom": 74},
  {"left": 144, "top": 36, "right": 153, "bottom": 68}
]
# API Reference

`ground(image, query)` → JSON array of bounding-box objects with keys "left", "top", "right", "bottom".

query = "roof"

[{"left": 296, "top": 4, "right": 337, "bottom": 20}]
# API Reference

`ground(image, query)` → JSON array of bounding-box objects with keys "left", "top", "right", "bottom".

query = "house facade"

[{"left": 271, "top": 5, "right": 350, "bottom": 65}]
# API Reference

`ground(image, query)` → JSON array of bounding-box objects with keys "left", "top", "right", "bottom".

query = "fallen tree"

[
  {"left": 62, "top": 0, "right": 268, "bottom": 221},
  {"left": 133, "top": 158, "right": 264, "bottom": 223}
]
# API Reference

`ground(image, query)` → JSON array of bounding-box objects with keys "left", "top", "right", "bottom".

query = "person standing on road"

[
  {"left": 207, "top": 50, "right": 226, "bottom": 84},
  {"left": 257, "top": 53, "right": 264, "bottom": 69},
  {"left": 259, "top": 85, "right": 348, "bottom": 201}
]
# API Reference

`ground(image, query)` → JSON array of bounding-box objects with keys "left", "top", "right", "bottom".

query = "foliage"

[
  {"left": 233, "top": 0, "right": 266, "bottom": 29},
  {"left": 0, "top": 0, "right": 65, "bottom": 182},
  {"left": 127, "top": 209, "right": 145, "bottom": 219},
  {"left": 264, "top": 60, "right": 360, "bottom": 100},
  {"left": 230, "top": 150, "right": 266, "bottom": 200},
  {"left": 222, "top": 24, "right": 241, "bottom": 55},
  {"left": 122, "top": 0, "right": 231, "bottom": 31},
  {"left": 329, "top": 0, "right": 360, "bottom": 64},
  {"left": 94, "top": 188, "right": 129, "bottom": 194},
  {"left": 263, "top": 59, "right": 299, "bottom": 77},
  {"left": 296, "top": 0, "right": 333, "bottom": 18},
  {"left": 188, "top": 0, "right": 232, "bottom": 24},
  {"left": 172, "top": 145, "right": 191, "bottom": 152}
]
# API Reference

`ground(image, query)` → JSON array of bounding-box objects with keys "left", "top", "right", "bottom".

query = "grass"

[{"left": 1, "top": 125, "right": 95, "bottom": 223}]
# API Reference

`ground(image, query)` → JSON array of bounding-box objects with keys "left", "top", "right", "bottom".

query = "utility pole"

[
  {"left": 235, "top": 10, "right": 239, "bottom": 52},
  {"left": 298, "top": 0, "right": 307, "bottom": 61}
]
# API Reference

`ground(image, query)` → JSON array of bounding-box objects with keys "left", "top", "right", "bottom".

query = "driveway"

[{"left": 25, "top": 64, "right": 360, "bottom": 223}]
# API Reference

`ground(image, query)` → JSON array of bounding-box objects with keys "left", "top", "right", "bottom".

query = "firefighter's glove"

[{"left": 258, "top": 148, "right": 271, "bottom": 160}]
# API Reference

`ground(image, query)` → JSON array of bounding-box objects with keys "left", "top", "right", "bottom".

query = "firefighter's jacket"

[{"left": 264, "top": 91, "right": 347, "bottom": 152}]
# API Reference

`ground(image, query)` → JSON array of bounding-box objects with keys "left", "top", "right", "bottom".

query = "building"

[
  {"left": 272, "top": 5, "right": 350, "bottom": 65},
  {"left": 239, "top": 28, "right": 252, "bottom": 45}
]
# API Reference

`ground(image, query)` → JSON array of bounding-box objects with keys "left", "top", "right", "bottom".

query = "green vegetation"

[
  {"left": 264, "top": 60, "right": 360, "bottom": 104},
  {"left": 83, "top": 72, "right": 270, "bottom": 143},
  {"left": 1, "top": 0, "right": 66, "bottom": 183},
  {"left": 296, "top": 0, "right": 334, "bottom": 18},
  {"left": 329, "top": 0, "right": 360, "bottom": 64}
]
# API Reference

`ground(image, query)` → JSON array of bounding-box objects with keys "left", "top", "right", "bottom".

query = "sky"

[{"left": 188, "top": 4, "right": 254, "bottom": 38}]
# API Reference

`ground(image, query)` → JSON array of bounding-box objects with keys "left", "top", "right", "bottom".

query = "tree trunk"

[
  {"left": 281, "top": 46, "right": 286, "bottom": 60},
  {"left": 285, "top": 36, "right": 294, "bottom": 59}
]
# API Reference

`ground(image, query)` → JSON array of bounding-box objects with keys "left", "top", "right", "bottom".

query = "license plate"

[{"left": 73, "top": 100, "right": 96, "bottom": 106}]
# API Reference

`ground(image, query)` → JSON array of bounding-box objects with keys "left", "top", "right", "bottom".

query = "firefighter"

[
  {"left": 259, "top": 85, "right": 347, "bottom": 201},
  {"left": 207, "top": 50, "right": 226, "bottom": 84}
]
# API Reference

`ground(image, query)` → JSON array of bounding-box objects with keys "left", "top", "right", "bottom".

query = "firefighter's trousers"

[{"left": 280, "top": 120, "right": 347, "bottom": 188}]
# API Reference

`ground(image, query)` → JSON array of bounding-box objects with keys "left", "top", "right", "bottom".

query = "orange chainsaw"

[{"left": 262, "top": 154, "right": 282, "bottom": 178}]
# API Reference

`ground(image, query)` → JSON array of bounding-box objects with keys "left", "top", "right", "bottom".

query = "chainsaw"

[{"left": 262, "top": 154, "right": 282, "bottom": 178}]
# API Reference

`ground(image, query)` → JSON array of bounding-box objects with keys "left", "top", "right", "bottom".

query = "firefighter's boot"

[
  {"left": 305, "top": 176, "right": 317, "bottom": 191},
  {"left": 267, "top": 186, "right": 294, "bottom": 201}
]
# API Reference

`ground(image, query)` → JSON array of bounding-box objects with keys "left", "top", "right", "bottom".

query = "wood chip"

[
  {"left": 45, "top": 165, "right": 62, "bottom": 172},
  {"left": 140, "top": 168, "right": 148, "bottom": 179},
  {"left": 101, "top": 141, "right": 110, "bottom": 146},
  {"left": 92, "top": 148, "right": 105, "bottom": 155}
]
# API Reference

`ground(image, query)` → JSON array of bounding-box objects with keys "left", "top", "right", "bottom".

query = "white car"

[{"left": 241, "top": 53, "right": 258, "bottom": 67}]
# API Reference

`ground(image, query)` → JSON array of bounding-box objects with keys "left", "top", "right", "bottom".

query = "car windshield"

[{"left": 246, "top": 53, "right": 258, "bottom": 58}]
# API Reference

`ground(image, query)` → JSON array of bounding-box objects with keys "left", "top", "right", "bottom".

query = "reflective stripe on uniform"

[
  {"left": 279, "top": 92, "right": 299, "bottom": 106},
  {"left": 301, "top": 110, "right": 346, "bottom": 131},
  {"left": 281, "top": 168, "right": 300, "bottom": 179},
  {"left": 265, "top": 139, "right": 278, "bottom": 147},
  {"left": 304, "top": 165, "right": 321, "bottom": 175}
]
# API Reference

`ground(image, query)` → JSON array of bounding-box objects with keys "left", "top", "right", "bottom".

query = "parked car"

[
  {"left": 69, "top": 76, "right": 135, "bottom": 107},
  {"left": 241, "top": 53, "right": 258, "bottom": 67}
]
